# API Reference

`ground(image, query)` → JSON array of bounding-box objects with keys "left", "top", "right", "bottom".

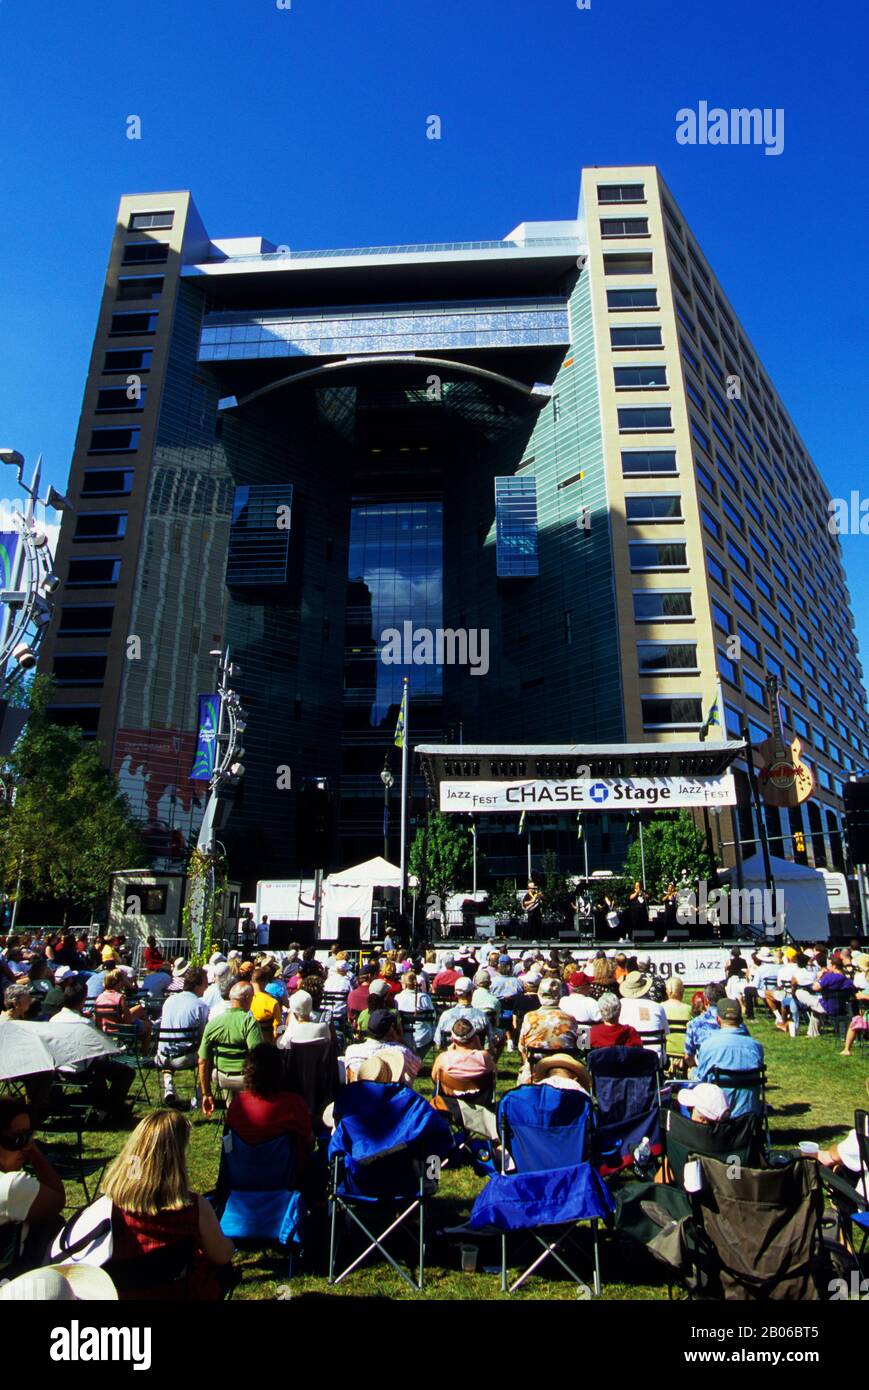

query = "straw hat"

[
  {"left": 533, "top": 1054, "right": 591, "bottom": 1089},
  {"left": 0, "top": 1264, "right": 118, "bottom": 1301},
  {"left": 620, "top": 971, "right": 652, "bottom": 999}
]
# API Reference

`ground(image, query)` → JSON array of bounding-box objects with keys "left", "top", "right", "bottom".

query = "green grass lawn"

[{"left": 48, "top": 1013, "right": 869, "bottom": 1301}]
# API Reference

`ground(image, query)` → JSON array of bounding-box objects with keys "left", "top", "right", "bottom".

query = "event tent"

[
  {"left": 321, "top": 856, "right": 402, "bottom": 941},
  {"left": 719, "top": 853, "right": 830, "bottom": 942}
]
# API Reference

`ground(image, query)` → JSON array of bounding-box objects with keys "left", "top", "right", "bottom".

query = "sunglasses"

[{"left": 0, "top": 1130, "right": 33, "bottom": 1152}]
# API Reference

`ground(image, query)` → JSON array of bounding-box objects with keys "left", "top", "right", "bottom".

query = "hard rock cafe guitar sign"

[{"left": 757, "top": 674, "right": 814, "bottom": 808}]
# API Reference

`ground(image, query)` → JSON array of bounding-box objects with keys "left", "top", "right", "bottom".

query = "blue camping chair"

[
  {"left": 216, "top": 1132, "right": 304, "bottom": 1274},
  {"left": 328, "top": 1081, "right": 453, "bottom": 1290},
  {"left": 587, "top": 1046, "right": 662, "bottom": 1177},
  {"left": 469, "top": 1084, "right": 614, "bottom": 1295}
]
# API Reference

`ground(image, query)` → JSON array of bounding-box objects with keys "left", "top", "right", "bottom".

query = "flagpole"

[
  {"left": 399, "top": 676, "right": 409, "bottom": 916},
  {"left": 716, "top": 670, "right": 727, "bottom": 743}
]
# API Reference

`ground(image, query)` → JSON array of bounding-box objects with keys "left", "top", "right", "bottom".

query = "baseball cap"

[
  {"left": 366, "top": 1009, "right": 395, "bottom": 1040},
  {"left": 717, "top": 997, "right": 743, "bottom": 1023},
  {"left": 53, "top": 966, "right": 76, "bottom": 983},
  {"left": 369, "top": 978, "right": 390, "bottom": 997},
  {"left": 677, "top": 1083, "right": 730, "bottom": 1123},
  {"left": 454, "top": 976, "right": 473, "bottom": 994}
]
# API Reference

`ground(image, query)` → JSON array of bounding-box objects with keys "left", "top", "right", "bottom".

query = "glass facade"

[
  {"left": 226, "top": 484, "right": 293, "bottom": 588},
  {"left": 494, "top": 476, "right": 539, "bottom": 577}
]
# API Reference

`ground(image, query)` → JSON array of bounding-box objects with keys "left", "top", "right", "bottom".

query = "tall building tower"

[{"left": 40, "top": 169, "right": 868, "bottom": 892}]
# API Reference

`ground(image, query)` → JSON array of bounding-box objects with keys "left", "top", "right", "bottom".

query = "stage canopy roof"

[{"left": 416, "top": 741, "right": 746, "bottom": 800}]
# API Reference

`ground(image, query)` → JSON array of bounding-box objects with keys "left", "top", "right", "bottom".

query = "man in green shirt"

[{"left": 198, "top": 982, "right": 263, "bottom": 1115}]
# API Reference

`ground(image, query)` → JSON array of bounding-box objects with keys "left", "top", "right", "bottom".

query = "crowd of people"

[{"left": 0, "top": 928, "right": 866, "bottom": 1300}]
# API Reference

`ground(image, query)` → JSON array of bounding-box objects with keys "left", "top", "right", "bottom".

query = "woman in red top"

[
  {"left": 100, "top": 1110, "right": 234, "bottom": 1300},
  {"left": 379, "top": 961, "right": 402, "bottom": 997},
  {"left": 143, "top": 935, "right": 166, "bottom": 973},
  {"left": 226, "top": 1044, "right": 313, "bottom": 1169}
]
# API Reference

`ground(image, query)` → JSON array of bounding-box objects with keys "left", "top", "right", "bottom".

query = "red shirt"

[
  {"left": 433, "top": 969, "right": 461, "bottom": 991},
  {"left": 144, "top": 947, "right": 166, "bottom": 972},
  {"left": 381, "top": 978, "right": 402, "bottom": 997},
  {"left": 226, "top": 1090, "right": 312, "bottom": 1152},
  {"left": 589, "top": 1021, "right": 643, "bottom": 1049}
]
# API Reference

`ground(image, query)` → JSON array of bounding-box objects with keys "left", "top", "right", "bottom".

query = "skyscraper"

[{"left": 40, "top": 168, "right": 868, "bottom": 890}]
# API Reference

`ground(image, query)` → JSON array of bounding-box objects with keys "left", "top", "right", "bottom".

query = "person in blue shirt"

[
  {"left": 693, "top": 998, "right": 764, "bottom": 1118},
  {"left": 685, "top": 982, "right": 730, "bottom": 1063}
]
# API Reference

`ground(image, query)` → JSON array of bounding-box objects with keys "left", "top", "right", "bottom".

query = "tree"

[
  {"left": 408, "top": 812, "right": 474, "bottom": 909},
  {"left": 0, "top": 676, "right": 143, "bottom": 920},
  {"left": 621, "top": 810, "right": 714, "bottom": 898}
]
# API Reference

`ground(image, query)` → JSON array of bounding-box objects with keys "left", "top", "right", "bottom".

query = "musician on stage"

[{"left": 521, "top": 880, "right": 544, "bottom": 935}]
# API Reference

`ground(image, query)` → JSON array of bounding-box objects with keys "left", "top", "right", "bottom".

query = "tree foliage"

[
  {"left": 0, "top": 676, "right": 143, "bottom": 914},
  {"left": 621, "top": 810, "right": 714, "bottom": 898},
  {"left": 408, "top": 812, "right": 475, "bottom": 905}
]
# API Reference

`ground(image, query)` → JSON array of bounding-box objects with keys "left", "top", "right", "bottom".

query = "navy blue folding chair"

[
  {"left": 215, "top": 1131, "right": 304, "bottom": 1275},
  {"left": 328, "top": 1081, "right": 453, "bottom": 1290},
  {"left": 587, "top": 1046, "right": 662, "bottom": 1177},
  {"left": 469, "top": 1083, "right": 614, "bottom": 1295}
]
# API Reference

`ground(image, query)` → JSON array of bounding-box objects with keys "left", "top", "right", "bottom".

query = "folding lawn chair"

[
  {"left": 587, "top": 1045, "right": 662, "bottom": 1177},
  {"left": 819, "top": 1109, "right": 869, "bottom": 1262},
  {"left": 704, "top": 1064, "right": 769, "bottom": 1146},
  {"left": 327, "top": 1080, "right": 453, "bottom": 1290},
  {"left": 94, "top": 1006, "right": 155, "bottom": 1106},
  {"left": 468, "top": 1083, "right": 613, "bottom": 1295},
  {"left": 214, "top": 1131, "right": 305, "bottom": 1277},
  {"left": 154, "top": 1023, "right": 202, "bottom": 1104}
]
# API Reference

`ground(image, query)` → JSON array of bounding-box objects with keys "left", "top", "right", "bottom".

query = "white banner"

[
  {"left": 614, "top": 946, "right": 732, "bottom": 987},
  {"left": 439, "top": 773, "right": 737, "bottom": 813}
]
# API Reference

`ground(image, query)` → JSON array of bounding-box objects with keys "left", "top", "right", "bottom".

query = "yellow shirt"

[{"left": 250, "top": 991, "right": 281, "bottom": 1041}]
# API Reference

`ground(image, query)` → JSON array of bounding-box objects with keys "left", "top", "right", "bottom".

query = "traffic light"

[{"left": 844, "top": 779, "right": 869, "bottom": 866}]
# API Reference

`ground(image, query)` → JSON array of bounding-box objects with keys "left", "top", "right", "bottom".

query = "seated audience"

[
  {"left": 430, "top": 1018, "right": 494, "bottom": 1098},
  {"left": 277, "top": 990, "right": 332, "bottom": 1048},
  {"left": 676, "top": 1082, "right": 731, "bottom": 1124},
  {"left": 533, "top": 1053, "right": 592, "bottom": 1095},
  {"left": 663, "top": 975, "right": 693, "bottom": 1070},
  {"left": 2, "top": 983, "right": 33, "bottom": 1021},
  {"left": 693, "top": 998, "right": 764, "bottom": 1118},
  {"left": 435, "top": 977, "right": 495, "bottom": 1052},
  {"left": 156, "top": 966, "right": 210, "bottom": 1105},
  {"left": 433, "top": 954, "right": 462, "bottom": 993},
  {"left": 100, "top": 1110, "right": 234, "bottom": 1300},
  {"left": 198, "top": 983, "right": 263, "bottom": 1115},
  {"left": 249, "top": 968, "right": 282, "bottom": 1044},
  {"left": 0, "top": 1099, "right": 66, "bottom": 1277},
  {"left": 394, "top": 971, "right": 435, "bottom": 1055},
  {"left": 143, "top": 936, "right": 167, "bottom": 973},
  {"left": 226, "top": 1044, "right": 313, "bottom": 1166},
  {"left": 343, "top": 1010, "right": 421, "bottom": 1084},
  {"left": 94, "top": 969, "right": 153, "bottom": 1048},
  {"left": 618, "top": 972, "right": 669, "bottom": 1057},
  {"left": 518, "top": 976, "right": 580, "bottom": 1079},
  {"left": 589, "top": 992, "right": 643, "bottom": 1049},
  {"left": 52, "top": 980, "right": 134, "bottom": 1117}
]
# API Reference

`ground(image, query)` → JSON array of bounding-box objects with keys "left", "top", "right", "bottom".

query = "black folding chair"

[
  {"left": 94, "top": 1006, "right": 155, "bottom": 1106},
  {"left": 154, "top": 1024, "right": 202, "bottom": 1101},
  {"left": 705, "top": 1064, "right": 770, "bottom": 1149}
]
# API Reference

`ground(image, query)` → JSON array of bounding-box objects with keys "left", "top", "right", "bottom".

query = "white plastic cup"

[
  {"left": 799, "top": 1141, "right": 819, "bottom": 1158},
  {"left": 460, "top": 1244, "right": 478, "bottom": 1273}
]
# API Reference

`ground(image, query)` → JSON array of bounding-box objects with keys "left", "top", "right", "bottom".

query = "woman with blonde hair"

[
  {"left": 587, "top": 956, "right": 616, "bottom": 1000},
  {"left": 663, "top": 973, "right": 692, "bottom": 1075},
  {"left": 99, "top": 1110, "right": 234, "bottom": 1300}
]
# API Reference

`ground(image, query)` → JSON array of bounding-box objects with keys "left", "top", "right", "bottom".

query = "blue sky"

[{"left": 1, "top": 0, "right": 867, "bottom": 667}]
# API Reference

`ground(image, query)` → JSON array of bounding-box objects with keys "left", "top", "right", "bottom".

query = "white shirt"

[
  {"left": 838, "top": 1130, "right": 869, "bottom": 1201},
  {"left": 49, "top": 1007, "right": 99, "bottom": 1075},
  {"left": 559, "top": 992, "right": 602, "bottom": 1024},
  {"left": 0, "top": 1170, "right": 40, "bottom": 1227},
  {"left": 619, "top": 998, "right": 669, "bottom": 1058},
  {"left": 278, "top": 1016, "right": 331, "bottom": 1048}
]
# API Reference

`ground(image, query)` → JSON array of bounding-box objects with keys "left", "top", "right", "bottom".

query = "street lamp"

[
  {"left": 380, "top": 758, "right": 394, "bottom": 861},
  {"left": 0, "top": 450, "right": 71, "bottom": 695}
]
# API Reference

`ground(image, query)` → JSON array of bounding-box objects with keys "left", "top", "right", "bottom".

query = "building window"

[
  {"left": 47, "top": 707, "right": 101, "bottom": 739},
  {"left": 641, "top": 696, "right": 703, "bottom": 728},
  {"left": 743, "top": 671, "right": 766, "bottom": 707},
  {"left": 706, "top": 550, "right": 728, "bottom": 587},
  {"left": 102, "top": 348, "right": 153, "bottom": 374},
  {"left": 87, "top": 427, "right": 140, "bottom": 454},
  {"left": 606, "top": 288, "right": 658, "bottom": 310},
  {"left": 701, "top": 507, "right": 721, "bottom": 541},
  {"left": 109, "top": 312, "right": 157, "bottom": 336},
  {"left": 603, "top": 253, "right": 653, "bottom": 276},
  {"left": 52, "top": 654, "right": 108, "bottom": 687},
  {"left": 610, "top": 325, "right": 662, "bottom": 349},
  {"left": 614, "top": 365, "right": 667, "bottom": 389},
  {"left": 600, "top": 217, "right": 649, "bottom": 238},
  {"left": 726, "top": 537, "right": 749, "bottom": 574},
  {"left": 632, "top": 590, "right": 692, "bottom": 621},
  {"left": 128, "top": 210, "right": 174, "bottom": 230},
  {"left": 495, "top": 476, "right": 539, "bottom": 577},
  {"left": 691, "top": 419, "right": 710, "bottom": 454},
  {"left": 80, "top": 469, "right": 133, "bottom": 498},
  {"left": 738, "top": 626, "right": 761, "bottom": 661},
  {"left": 226, "top": 484, "right": 294, "bottom": 588},
  {"left": 618, "top": 407, "right": 672, "bottom": 432},
  {"left": 95, "top": 387, "right": 146, "bottom": 413},
  {"left": 732, "top": 580, "right": 755, "bottom": 616},
  {"left": 58, "top": 605, "right": 114, "bottom": 635},
  {"left": 621, "top": 450, "right": 677, "bottom": 476},
  {"left": 637, "top": 642, "right": 698, "bottom": 674},
  {"left": 625, "top": 494, "right": 682, "bottom": 522},
  {"left": 66, "top": 557, "right": 121, "bottom": 588},
  {"left": 712, "top": 598, "right": 731, "bottom": 632},
  {"left": 718, "top": 647, "right": 740, "bottom": 688},
  {"left": 121, "top": 241, "right": 169, "bottom": 265},
  {"left": 73, "top": 513, "right": 127, "bottom": 542},
  {"left": 116, "top": 276, "right": 164, "bottom": 302},
  {"left": 759, "top": 609, "right": 779, "bottom": 640},
  {"left": 628, "top": 540, "right": 687, "bottom": 570},
  {"left": 597, "top": 183, "right": 645, "bottom": 204}
]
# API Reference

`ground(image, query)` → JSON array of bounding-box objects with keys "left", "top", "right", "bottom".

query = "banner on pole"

[
  {"left": 440, "top": 773, "right": 737, "bottom": 813},
  {"left": 189, "top": 693, "right": 219, "bottom": 781}
]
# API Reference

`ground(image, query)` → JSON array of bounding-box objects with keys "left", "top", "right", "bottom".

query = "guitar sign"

[{"left": 758, "top": 675, "right": 814, "bottom": 808}]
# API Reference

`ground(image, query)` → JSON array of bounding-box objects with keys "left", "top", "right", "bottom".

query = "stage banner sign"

[
  {"left": 620, "top": 946, "right": 732, "bottom": 986},
  {"left": 440, "top": 773, "right": 737, "bottom": 813},
  {"left": 189, "top": 693, "right": 220, "bottom": 781}
]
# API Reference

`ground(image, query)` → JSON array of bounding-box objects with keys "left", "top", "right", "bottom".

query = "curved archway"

[{"left": 222, "top": 354, "right": 551, "bottom": 413}]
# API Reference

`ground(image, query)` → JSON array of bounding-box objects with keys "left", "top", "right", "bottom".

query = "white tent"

[
  {"left": 321, "top": 856, "right": 402, "bottom": 941},
  {"left": 719, "top": 853, "right": 829, "bottom": 942}
]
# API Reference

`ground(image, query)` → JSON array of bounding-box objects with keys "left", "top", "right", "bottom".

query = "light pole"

[
  {"left": 188, "top": 648, "right": 248, "bottom": 955},
  {"left": 380, "top": 758, "right": 394, "bottom": 861},
  {"left": 0, "top": 450, "right": 71, "bottom": 699}
]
